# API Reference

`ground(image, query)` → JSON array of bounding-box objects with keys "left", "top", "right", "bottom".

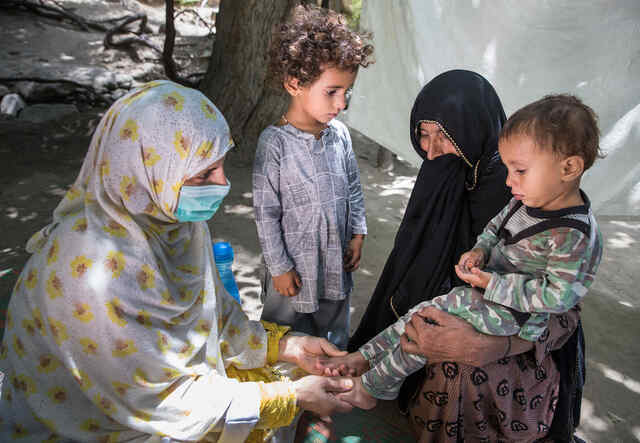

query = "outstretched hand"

[
  {"left": 278, "top": 334, "right": 348, "bottom": 375},
  {"left": 294, "top": 375, "right": 354, "bottom": 418}
]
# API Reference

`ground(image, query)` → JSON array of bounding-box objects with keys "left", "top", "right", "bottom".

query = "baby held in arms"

[{"left": 330, "top": 94, "right": 603, "bottom": 409}]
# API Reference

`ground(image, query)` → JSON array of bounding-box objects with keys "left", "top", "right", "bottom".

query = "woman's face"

[
  {"left": 418, "top": 122, "right": 459, "bottom": 160},
  {"left": 183, "top": 156, "right": 227, "bottom": 186}
]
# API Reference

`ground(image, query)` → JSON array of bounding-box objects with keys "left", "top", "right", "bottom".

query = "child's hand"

[
  {"left": 273, "top": 269, "right": 301, "bottom": 297},
  {"left": 454, "top": 265, "right": 491, "bottom": 289},
  {"left": 335, "top": 376, "right": 377, "bottom": 410},
  {"left": 344, "top": 235, "right": 365, "bottom": 272},
  {"left": 457, "top": 248, "right": 485, "bottom": 273},
  {"left": 319, "top": 351, "right": 370, "bottom": 377}
]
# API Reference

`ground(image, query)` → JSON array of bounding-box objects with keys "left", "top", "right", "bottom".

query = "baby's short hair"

[
  {"left": 268, "top": 4, "right": 374, "bottom": 87},
  {"left": 501, "top": 94, "right": 603, "bottom": 170}
]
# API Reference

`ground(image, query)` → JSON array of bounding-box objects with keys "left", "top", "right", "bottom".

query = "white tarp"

[{"left": 344, "top": 0, "right": 640, "bottom": 215}]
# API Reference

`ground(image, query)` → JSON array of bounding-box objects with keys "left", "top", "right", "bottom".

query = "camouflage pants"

[{"left": 360, "top": 286, "right": 529, "bottom": 400}]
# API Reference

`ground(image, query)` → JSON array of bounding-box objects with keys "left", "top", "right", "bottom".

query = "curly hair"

[
  {"left": 500, "top": 94, "right": 604, "bottom": 171},
  {"left": 268, "top": 4, "right": 374, "bottom": 88}
]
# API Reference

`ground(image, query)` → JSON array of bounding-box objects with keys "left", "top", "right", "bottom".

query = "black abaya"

[{"left": 349, "top": 70, "right": 510, "bottom": 350}]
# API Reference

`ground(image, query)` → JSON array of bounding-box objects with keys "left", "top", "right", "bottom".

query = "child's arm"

[
  {"left": 483, "top": 227, "right": 599, "bottom": 316},
  {"left": 451, "top": 201, "right": 513, "bottom": 287},
  {"left": 252, "top": 132, "right": 295, "bottom": 279},
  {"left": 342, "top": 126, "right": 367, "bottom": 272},
  {"left": 343, "top": 126, "right": 367, "bottom": 239},
  {"left": 472, "top": 199, "right": 514, "bottom": 257}
]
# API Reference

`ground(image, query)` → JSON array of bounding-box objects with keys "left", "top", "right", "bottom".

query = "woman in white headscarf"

[{"left": 0, "top": 81, "right": 354, "bottom": 442}]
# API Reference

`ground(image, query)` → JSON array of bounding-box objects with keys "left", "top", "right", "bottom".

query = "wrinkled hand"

[
  {"left": 400, "top": 306, "right": 484, "bottom": 366},
  {"left": 273, "top": 269, "right": 301, "bottom": 297},
  {"left": 343, "top": 235, "right": 365, "bottom": 272},
  {"left": 278, "top": 334, "right": 348, "bottom": 375},
  {"left": 294, "top": 376, "right": 354, "bottom": 418},
  {"left": 454, "top": 265, "right": 491, "bottom": 288},
  {"left": 320, "top": 351, "right": 370, "bottom": 377}
]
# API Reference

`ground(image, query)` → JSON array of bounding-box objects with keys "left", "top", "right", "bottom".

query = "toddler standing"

[{"left": 253, "top": 5, "right": 374, "bottom": 350}]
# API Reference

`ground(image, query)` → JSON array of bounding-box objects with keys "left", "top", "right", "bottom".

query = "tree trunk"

[{"left": 200, "top": 0, "right": 302, "bottom": 163}]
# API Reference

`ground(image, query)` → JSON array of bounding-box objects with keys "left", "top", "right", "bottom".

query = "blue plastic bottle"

[{"left": 213, "top": 241, "right": 241, "bottom": 303}]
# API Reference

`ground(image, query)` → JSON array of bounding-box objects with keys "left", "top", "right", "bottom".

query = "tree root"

[{"left": 103, "top": 13, "right": 162, "bottom": 54}]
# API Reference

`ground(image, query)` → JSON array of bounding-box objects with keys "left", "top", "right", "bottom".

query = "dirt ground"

[{"left": 1, "top": 2, "right": 638, "bottom": 442}]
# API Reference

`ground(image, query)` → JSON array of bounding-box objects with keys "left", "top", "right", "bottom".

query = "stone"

[
  {"left": 114, "top": 73, "right": 133, "bottom": 90},
  {"left": 92, "top": 71, "right": 118, "bottom": 92},
  {"left": 110, "top": 89, "right": 127, "bottom": 101},
  {"left": 18, "top": 103, "right": 79, "bottom": 124},
  {"left": 15, "top": 81, "right": 77, "bottom": 103},
  {"left": 0, "top": 93, "right": 26, "bottom": 118}
]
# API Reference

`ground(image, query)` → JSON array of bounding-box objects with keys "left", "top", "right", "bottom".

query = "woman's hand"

[
  {"left": 343, "top": 235, "right": 365, "bottom": 272},
  {"left": 401, "top": 306, "right": 489, "bottom": 367},
  {"left": 401, "top": 307, "right": 533, "bottom": 367},
  {"left": 293, "top": 376, "right": 354, "bottom": 418},
  {"left": 278, "top": 334, "right": 348, "bottom": 375},
  {"left": 273, "top": 269, "right": 301, "bottom": 297}
]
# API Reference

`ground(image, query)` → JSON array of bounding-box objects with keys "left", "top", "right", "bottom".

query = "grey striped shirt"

[{"left": 253, "top": 120, "right": 367, "bottom": 312}]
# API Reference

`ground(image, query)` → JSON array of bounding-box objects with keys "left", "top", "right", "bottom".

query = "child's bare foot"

[
  {"left": 320, "top": 351, "right": 370, "bottom": 376},
  {"left": 335, "top": 377, "right": 377, "bottom": 410}
]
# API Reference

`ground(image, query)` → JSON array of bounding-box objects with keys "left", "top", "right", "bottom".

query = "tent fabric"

[{"left": 344, "top": 0, "right": 640, "bottom": 215}]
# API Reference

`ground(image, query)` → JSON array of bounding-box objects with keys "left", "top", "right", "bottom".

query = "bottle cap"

[{"left": 213, "top": 241, "right": 234, "bottom": 262}]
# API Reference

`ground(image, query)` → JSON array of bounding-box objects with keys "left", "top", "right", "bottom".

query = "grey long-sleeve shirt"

[{"left": 252, "top": 120, "right": 367, "bottom": 313}]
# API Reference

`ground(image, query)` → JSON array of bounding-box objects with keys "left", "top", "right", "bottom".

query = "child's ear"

[
  {"left": 561, "top": 155, "right": 584, "bottom": 181},
  {"left": 283, "top": 76, "right": 303, "bottom": 97}
]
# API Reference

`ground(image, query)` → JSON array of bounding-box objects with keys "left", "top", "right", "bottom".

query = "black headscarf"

[{"left": 349, "top": 70, "right": 511, "bottom": 350}]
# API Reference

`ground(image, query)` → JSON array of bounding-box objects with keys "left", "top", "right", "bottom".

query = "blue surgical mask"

[{"left": 175, "top": 181, "right": 230, "bottom": 222}]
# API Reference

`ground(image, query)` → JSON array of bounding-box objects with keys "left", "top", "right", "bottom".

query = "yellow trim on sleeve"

[
  {"left": 257, "top": 381, "right": 298, "bottom": 429},
  {"left": 261, "top": 320, "right": 291, "bottom": 366}
]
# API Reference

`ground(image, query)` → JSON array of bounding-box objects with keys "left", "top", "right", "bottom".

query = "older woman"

[
  {"left": 350, "top": 70, "right": 585, "bottom": 442},
  {"left": 0, "top": 81, "right": 355, "bottom": 442},
  {"left": 349, "top": 70, "right": 511, "bottom": 350}
]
